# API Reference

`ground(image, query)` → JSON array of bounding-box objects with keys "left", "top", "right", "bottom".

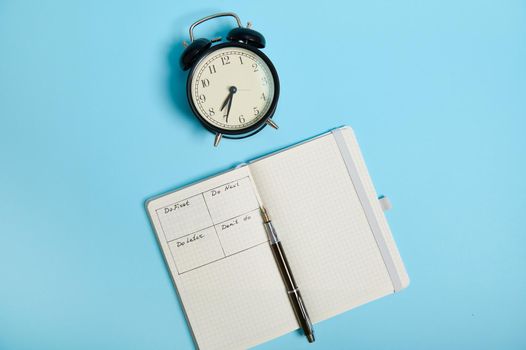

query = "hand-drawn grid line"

[
  {"left": 177, "top": 241, "right": 269, "bottom": 276},
  {"left": 155, "top": 210, "right": 182, "bottom": 274},
  {"left": 154, "top": 176, "right": 266, "bottom": 275},
  {"left": 166, "top": 208, "right": 260, "bottom": 243},
  {"left": 155, "top": 176, "right": 249, "bottom": 213},
  {"left": 172, "top": 206, "right": 265, "bottom": 274},
  {"left": 202, "top": 192, "right": 226, "bottom": 257}
]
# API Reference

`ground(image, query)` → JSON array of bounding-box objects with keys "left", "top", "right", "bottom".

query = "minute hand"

[
  {"left": 220, "top": 86, "right": 237, "bottom": 119},
  {"left": 220, "top": 92, "right": 233, "bottom": 112},
  {"left": 226, "top": 92, "right": 234, "bottom": 117}
]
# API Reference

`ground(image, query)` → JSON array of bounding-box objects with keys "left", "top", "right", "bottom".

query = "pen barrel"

[
  {"left": 270, "top": 241, "right": 315, "bottom": 342},
  {"left": 288, "top": 288, "right": 315, "bottom": 343},
  {"left": 270, "top": 241, "right": 298, "bottom": 291}
]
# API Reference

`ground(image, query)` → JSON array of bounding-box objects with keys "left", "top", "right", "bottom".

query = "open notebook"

[{"left": 146, "top": 126, "right": 409, "bottom": 350}]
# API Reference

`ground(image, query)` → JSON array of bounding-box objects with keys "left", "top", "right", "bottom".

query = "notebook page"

[
  {"left": 249, "top": 131, "right": 395, "bottom": 323},
  {"left": 146, "top": 166, "right": 297, "bottom": 350}
]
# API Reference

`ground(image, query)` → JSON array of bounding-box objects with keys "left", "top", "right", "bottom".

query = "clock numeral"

[
  {"left": 221, "top": 56, "right": 230, "bottom": 65},
  {"left": 261, "top": 76, "right": 268, "bottom": 85},
  {"left": 239, "top": 115, "right": 246, "bottom": 123},
  {"left": 253, "top": 107, "right": 260, "bottom": 116},
  {"left": 239, "top": 56, "right": 243, "bottom": 64},
  {"left": 198, "top": 94, "right": 206, "bottom": 103},
  {"left": 252, "top": 63, "right": 258, "bottom": 72},
  {"left": 201, "top": 79, "right": 210, "bottom": 88},
  {"left": 223, "top": 114, "right": 229, "bottom": 123},
  {"left": 261, "top": 92, "right": 266, "bottom": 101},
  {"left": 208, "top": 65, "right": 217, "bottom": 74},
  {"left": 208, "top": 107, "right": 215, "bottom": 116}
]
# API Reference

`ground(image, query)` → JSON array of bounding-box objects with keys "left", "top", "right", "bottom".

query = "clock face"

[{"left": 189, "top": 46, "right": 276, "bottom": 132}]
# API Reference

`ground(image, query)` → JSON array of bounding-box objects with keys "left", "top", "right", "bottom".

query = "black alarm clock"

[{"left": 180, "top": 12, "right": 279, "bottom": 147}]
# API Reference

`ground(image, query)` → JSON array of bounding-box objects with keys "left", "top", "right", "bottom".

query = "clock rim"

[{"left": 186, "top": 42, "right": 280, "bottom": 137}]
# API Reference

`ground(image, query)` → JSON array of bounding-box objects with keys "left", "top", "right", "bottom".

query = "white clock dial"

[{"left": 190, "top": 46, "right": 275, "bottom": 130}]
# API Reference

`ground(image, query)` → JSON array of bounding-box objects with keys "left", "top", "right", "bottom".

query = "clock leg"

[
  {"left": 214, "top": 133, "right": 223, "bottom": 147},
  {"left": 266, "top": 119, "right": 279, "bottom": 130}
]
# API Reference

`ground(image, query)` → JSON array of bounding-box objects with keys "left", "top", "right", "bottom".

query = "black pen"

[{"left": 260, "top": 207, "right": 315, "bottom": 343}]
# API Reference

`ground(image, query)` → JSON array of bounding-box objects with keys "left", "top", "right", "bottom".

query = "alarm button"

[
  {"left": 180, "top": 38, "right": 212, "bottom": 70},
  {"left": 227, "top": 27, "right": 266, "bottom": 48}
]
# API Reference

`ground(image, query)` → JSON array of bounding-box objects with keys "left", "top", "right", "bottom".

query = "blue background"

[{"left": 1, "top": 1, "right": 525, "bottom": 349}]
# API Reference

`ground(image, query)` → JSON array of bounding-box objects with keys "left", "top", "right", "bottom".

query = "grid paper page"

[
  {"left": 249, "top": 131, "right": 397, "bottom": 323},
  {"left": 147, "top": 166, "right": 298, "bottom": 350}
]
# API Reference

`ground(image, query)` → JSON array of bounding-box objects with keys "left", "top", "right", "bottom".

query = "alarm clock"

[{"left": 180, "top": 12, "right": 279, "bottom": 147}]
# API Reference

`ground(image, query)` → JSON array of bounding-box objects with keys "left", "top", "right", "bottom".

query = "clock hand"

[
  {"left": 220, "top": 93, "right": 233, "bottom": 123},
  {"left": 223, "top": 86, "right": 237, "bottom": 120},
  {"left": 220, "top": 86, "right": 238, "bottom": 111},
  {"left": 226, "top": 92, "right": 234, "bottom": 117},
  {"left": 220, "top": 92, "right": 232, "bottom": 112}
]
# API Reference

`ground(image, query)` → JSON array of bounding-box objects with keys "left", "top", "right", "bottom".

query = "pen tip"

[{"left": 260, "top": 207, "right": 270, "bottom": 222}]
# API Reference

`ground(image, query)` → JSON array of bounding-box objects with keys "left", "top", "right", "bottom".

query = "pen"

[{"left": 260, "top": 207, "right": 315, "bottom": 343}]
